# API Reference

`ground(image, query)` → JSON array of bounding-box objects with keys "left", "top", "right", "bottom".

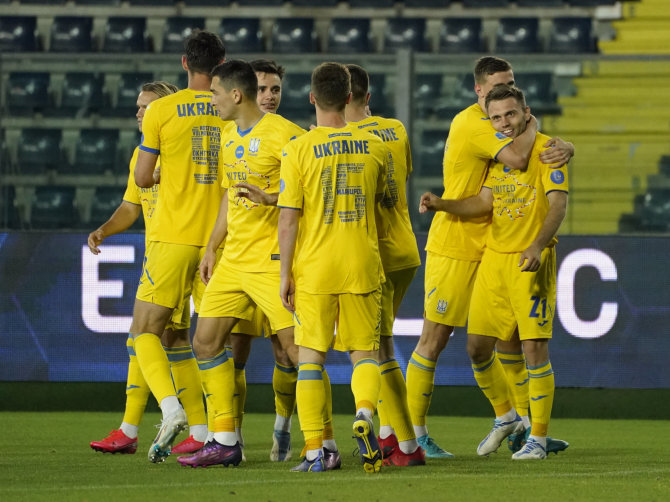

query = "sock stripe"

[
  {"left": 409, "top": 353, "right": 436, "bottom": 372},
  {"left": 353, "top": 358, "right": 379, "bottom": 369},
  {"left": 529, "top": 368, "right": 554, "bottom": 379},
  {"left": 275, "top": 362, "right": 298, "bottom": 373},
  {"left": 126, "top": 334, "right": 136, "bottom": 357},
  {"left": 381, "top": 365, "right": 401, "bottom": 376},
  {"left": 298, "top": 370, "right": 323, "bottom": 381},
  {"left": 164, "top": 347, "right": 195, "bottom": 363},
  {"left": 527, "top": 361, "right": 552, "bottom": 371},
  {"left": 472, "top": 353, "right": 496, "bottom": 373},
  {"left": 197, "top": 349, "right": 229, "bottom": 370}
]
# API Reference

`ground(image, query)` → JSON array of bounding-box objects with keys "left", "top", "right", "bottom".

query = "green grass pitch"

[{"left": 2, "top": 412, "right": 669, "bottom": 501}]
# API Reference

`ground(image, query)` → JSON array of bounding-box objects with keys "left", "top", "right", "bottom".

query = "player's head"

[
  {"left": 183, "top": 30, "right": 226, "bottom": 75},
  {"left": 136, "top": 81, "right": 178, "bottom": 132},
  {"left": 346, "top": 64, "right": 370, "bottom": 106},
  {"left": 250, "top": 59, "right": 285, "bottom": 113},
  {"left": 210, "top": 59, "right": 259, "bottom": 120},
  {"left": 485, "top": 84, "right": 530, "bottom": 139},
  {"left": 310, "top": 62, "right": 351, "bottom": 112},
  {"left": 473, "top": 56, "right": 514, "bottom": 102}
]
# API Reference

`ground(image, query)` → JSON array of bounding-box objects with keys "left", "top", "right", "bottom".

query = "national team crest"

[
  {"left": 436, "top": 299, "right": 448, "bottom": 314},
  {"left": 249, "top": 138, "right": 261, "bottom": 154}
]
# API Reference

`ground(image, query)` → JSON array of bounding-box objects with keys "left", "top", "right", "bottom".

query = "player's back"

[
  {"left": 426, "top": 103, "right": 512, "bottom": 261},
  {"left": 140, "top": 88, "right": 225, "bottom": 247},
  {"left": 279, "top": 124, "right": 387, "bottom": 294},
  {"left": 352, "top": 115, "right": 420, "bottom": 272}
]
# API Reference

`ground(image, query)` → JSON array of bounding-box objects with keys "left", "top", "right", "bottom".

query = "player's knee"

[{"left": 416, "top": 322, "right": 452, "bottom": 358}]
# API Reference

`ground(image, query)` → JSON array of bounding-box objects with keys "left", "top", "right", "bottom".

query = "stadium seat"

[
  {"left": 5, "top": 72, "right": 51, "bottom": 115},
  {"left": 236, "top": 0, "right": 284, "bottom": 5},
  {"left": 293, "top": 0, "right": 338, "bottom": 5},
  {"left": 384, "top": 18, "right": 428, "bottom": 53},
  {"left": 495, "top": 17, "right": 541, "bottom": 54},
  {"left": 128, "top": 0, "right": 175, "bottom": 5},
  {"left": 439, "top": 17, "right": 484, "bottom": 53},
  {"left": 30, "top": 186, "right": 78, "bottom": 229},
  {"left": 418, "top": 129, "right": 448, "bottom": 177},
  {"left": 71, "top": 129, "right": 120, "bottom": 174},
  {"left": 0, "top": 185, "right": 21, "bottom": 229},
  {"left": 19, "top": 0, "right": 66, "bottom": 3},
  {"left": 219, "top": 18, "right": 263, "bottom": 54},
  {"left": 60, "top": 72, "right": 105, "bottom": 117},
  {"left": 89, "top": 186, "right": 126, "bottom": 227},
  {"left": 414, "top": 73, "right": 443, "bottom": 119},
  {"left": 328, "top": 18, "right": 372, "bottom": 54},
  {"left": 463, "top": 0, "right": 510, "bottom": 7},
  {"left": 103, "top": 17, "right": 150, "bottom": 53},
  {"left": 514, "top": 72, "right": 559, "bottom": 115},
  {"left": 640, "top": 189, "right": 670, "bottom": 231},
  {"left": 183, "top": 0, "right": 230, "bottom": 5},
  {"left": 17, "top": 128, "right": 65, "bottom": 174},
  {"left": 569, "top": 0, "right": 616, "bottom": 6},
  {"left": 271, "top": 18, "right": 318, "bottom": 53},
  {"left": 108, "top": 72, "right": 154, "bottom": 117},
  {"left": 75, "top": 0, "right": 121, "bottom": 4},
  {"left": 162, "top": 17, "right": 205, "bottom": 53},
  {"left": 348, "top": 0, "right": 395, "bottom": 6},
  {"left": 0, "top": 16, "right": 38, "bottom": 52},
  {"left": 517, "top": 0, "right": 565, "bottom": 6},
  {"left": 279, "top": 72, "right": 312, "bottom": 121},
  {"left": 368, "top": 73, "right": 393, "bottom": 118},
  {"left": 50, "top": 16, "right": 93, "bottom": 52},
  {"left": 548, "top": 17, "right": 597, "bottom": 54},
  {"left": 405, "top": 1, "right": 452, "bottom": 6}
]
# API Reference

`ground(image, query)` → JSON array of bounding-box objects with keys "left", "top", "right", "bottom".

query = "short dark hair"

[
  {"left": 141, "top": 81, "right": 179, "bottom": 98},
  {"left": 311, "top": 62, "right": 351, "bottom": 112},
  {"left": 210, "top": 59, "right": 258, "bottom": 99},
  {"left": 346, "top": 64, "right": 368, "bottom": 104},
  {"left": 184, "top": 30, "right": 226, "bottom": 75},
  {"left": 473, "top": 56, "right": 512, "bottom": 85},
  {"left": 485, "top": 84, "right": 526, "bottom": 111},
  {"left": 250, "top": 59, "right": 285, "bottom": 80}
]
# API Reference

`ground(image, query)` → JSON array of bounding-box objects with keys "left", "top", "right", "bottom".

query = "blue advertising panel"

[{"left": 0, "top": 232, "right": 668, "bottom": 388}]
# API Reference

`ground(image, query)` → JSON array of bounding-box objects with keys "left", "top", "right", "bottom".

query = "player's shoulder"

[
  {"left": 532, "top": 132, "right": 553, "bottom": 159},
  {"left": 453, "top": 103, "right": 487, "bottom": 128},
  {"left": 265, "top": 112, "right": 305, "bottom": 133}
]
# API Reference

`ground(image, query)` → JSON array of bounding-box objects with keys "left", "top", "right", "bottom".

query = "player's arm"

[
  {"left": 495, "top": 115, "right": 538, "bottom": 170},
  {"left": 87, "top": 201, "right": 141, "bottom": 255},
  {"left": 278, "top": 208, "right": 300, "bottom": 312},
  {"left": 200, "top": 190, "right": 229, "bottom": 285},
  {"left": 232, "top": 182, "right": 278, "bottom": 206},
  {"left": 539, "top": 137, "right": 575, "bottom": 169},
  {"left": 519, "top": 190, "right": 568, "bottom": 272},
  {"left": 134, "top": 150, "right": 158, "bottom": 188},
  {"left": 419, "top": 188, "right": 493, "bottom": 217}
]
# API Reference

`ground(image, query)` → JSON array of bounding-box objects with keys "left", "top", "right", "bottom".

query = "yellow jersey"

[
  {"left": 483, "top": 132, "right": 569, "bottom": 253},
  {"left": 122, "top": 146, "right": 159, "bottom": 244},
  {"left": 140, "top": 88, "right": 225, "bottom": 247},
  {"left": 351, "top": 116, "right": 421, "bottom": 273},
  {"left": 426, "top": 103, "right": 513, "bottom": 261},
  {"left": 278, "top": 124, "right": 388, "bottom": 294},
  {"left": 221, "top": 113, "right": 305, "bottom": 273}
]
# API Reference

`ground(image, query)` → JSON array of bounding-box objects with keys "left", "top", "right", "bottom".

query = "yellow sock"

[
  {"left": 351, "top": 358, "right": 380, "bottom": 415},
  {"left": 472, "top": 353, "right": 513, "bottom": 417},
  {"left": 198, "top": 349, "right": 235, "bottom": 434},
  {"left": 498, "top": 349, "right": 529, "bottom": 418},
  {"left": 406, "top": 351, "right": 436, "bottom": 427},
  {"left": 122, "top": 334, "right": 150, "bottom": 427},
  {"left": 273, "top": 362, "right": 297, "bottom": 419},
  {"left": 528, "top": 361, "right": 555, "bottom": 437},
  {"left": 296, "top": 363, "right": 325, "bottom": 447},
  {"left": 133, "top": 333, "right": 175, "bottom": 403},
  {"left": 233, "top": 364, "right": 247, "bottom": 429},
  {"left": 379, "top": 359, "right": 414, "bottom": 442},
  {"left": 165, "top": 345, "right": 206, "bottom": 427},
  {"left": 322, "top": 368, "right": 334, "bottom": 441}
]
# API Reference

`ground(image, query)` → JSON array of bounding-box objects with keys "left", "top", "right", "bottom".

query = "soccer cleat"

[
  {"left": 417, "top": 434, "right": 455, "bottom": 459},
  {"left": 547, "top": 437, "right": 570, "bottom": 454},
  {"left": 90, "top": 429, "right": 137, "bottom": 454},
  {"left": 507, "top": 423, "right": 529, "bottom": 453},
  {"left": 383, "top": 446, "right": 426, "bottom": 467},
  {"left": 270, "top": 430, "right": 292, "bottom": 461},
  {"left": 507, "top": 427, "right": 569, "bottom": 455},
  {"left": 477, "top": 415, "right": 522, "bottom": 456},
  {"left": 323, "top": 447, "right": 342, "bottom": 470},
  {"left": 148, "top": 407, "right": 188, "bottom": 463},
  {"left": 512, "top": 438, "right": 547, "bottom": 460},
  {"left": 291, "top": 449, "right": 325, "bottom": 472},
  {"left": 171, "top": 435, "right": 205, "bottom": 454},
  {"left": 177, "top": 440, "right": 243, "bottom": 468},
  {"left": 378, "top": 433, "right": 399, "bottom": 459},
  {"left": 352, "top": 413, "right": 382, "bottom": 474}
]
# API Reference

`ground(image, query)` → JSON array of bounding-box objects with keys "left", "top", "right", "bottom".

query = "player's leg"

[
  {"left": 270, "top": 333, "right": 296, "bottom": 462},
  {"left": 230, "top": 332, "right": 253, "bottom": 449},
  {"left": 90, "top": 333, "right": 147, "bottom": 454}
]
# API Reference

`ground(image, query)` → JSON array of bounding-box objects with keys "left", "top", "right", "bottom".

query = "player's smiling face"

[
  {"left": 136, "top": 91, "right": 158, "bottom": 132},
  {"left": 210, "top": 75, "right": 237, "bottom": 121},
  {"left": 487, "top": 97, "right": 530, "bottom": 138},
  {"left": 256, "top": 72, "right": 281, "bottom": 113}
]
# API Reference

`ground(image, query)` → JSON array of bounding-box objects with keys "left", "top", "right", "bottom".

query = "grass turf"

[{"left": 2, "top": 412, "right": 669, "bottom": 501}]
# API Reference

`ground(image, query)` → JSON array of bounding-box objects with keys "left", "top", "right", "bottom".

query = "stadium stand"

[
  {"left": 417, "top": 129, "right": 448, "bottom": 178},
  {"left": 495, "top": 17, "right": 541, "bottom": 53},
  {"left": 16, "top": 128, "right": 64, "bottom": 175},
  {"left": 271, "top": 17, "right": 318, "bottom": 53},
  {"left": 414, "top": 73, "right": 443, "bottom": 119},
  {"left": 327, "top": 18, "right": 372, "bottom": 54},
  {"left": 102, "top": 17, "right": 151, "bottom": 53},
  {"left": 89, "top": 186, "right": 128, "bottom": 227},
  {"left": 162, "top": 17, "right": 205, "bottom": 53},
  {"left": 463, "top": 0, "right": 511, "bottom": 7},
  {"left": 0, "top": 16, "right": 38, "bottom": 52},
  {"left": 278, "top": 72, "right": 312, "bottom": 122},
  {"left": 30, "top": 185, "right": 78, "bottom": 229},
  {"left": 58, "top": 72, "right": 105, "bottom": 117},
  {"left": 5, "top": 72, "right": 51, "bottom": 116},
  {"left": 70, "top": 129, "right": 120, "bottom": 175},
  {"left": 514, "top": 72, "right": 560, "bottom": 115},
  {"left": 438, "top": 17, "right": 484, "bottom": 53},
  {"left": 548, "top": 17, "right": 597, "bottom": 54},
  {"left": 50, "top": 16, "right": 94, "bottom": 52},
  {"left": 219, "top": 17, "right": 264, "bottom": 54},
  {"left": 384, "top": 17, "right": 428, "bottom": 53},
  {"left": 105, "top": 72, "right": 154, "bottom": 117}
]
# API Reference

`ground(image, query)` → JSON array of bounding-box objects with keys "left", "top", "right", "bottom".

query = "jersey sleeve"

[
  {"left": 468, "top": 119, "right": 514, "bottom": 161},
  {"left": 139, "top": 103, "right": 160, "bottom": 155},
  {"left": 122, "top": 148, "right": 141, "bottom": 204},
  {"left": 482, "top": 164, "right": 495, "bottom": 190},
  {"left": 277, "top": 142, "right": 303, "bottom": 210},
  {"left": 541, "top": 156, "right": 569, "bottom": 195},
  {"left": 378, "top": 148, "right": 391, "bottom": 196}
]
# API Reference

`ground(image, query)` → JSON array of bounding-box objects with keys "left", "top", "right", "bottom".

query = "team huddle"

[{"left": 87, "top": 30, "right": 572, "bottom": 473}]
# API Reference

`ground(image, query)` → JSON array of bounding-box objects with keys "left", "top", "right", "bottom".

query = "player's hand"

[
  {"left": 419, "top": 192, "right": 443, "bottom": 214},
  {"left": 280, "top": 275, "right": 296, "bottom": 312},
  {"left": 540, "top": 137, "right": 574, "bottom": 169},
  {"left": 233, "top": 182, "right": 270, "bottom": 205},
  {"left": 87, "top": 229, "right": 105, "bottom": 255},
  {"left": 519, "top": 245, "right": 542, "bottom": 272},
  {"left": 199, "top": 249, "right": 217, "bottom": 285},
  {"left": 153, "top": 166, "right": 161, "bottom": 184}
]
